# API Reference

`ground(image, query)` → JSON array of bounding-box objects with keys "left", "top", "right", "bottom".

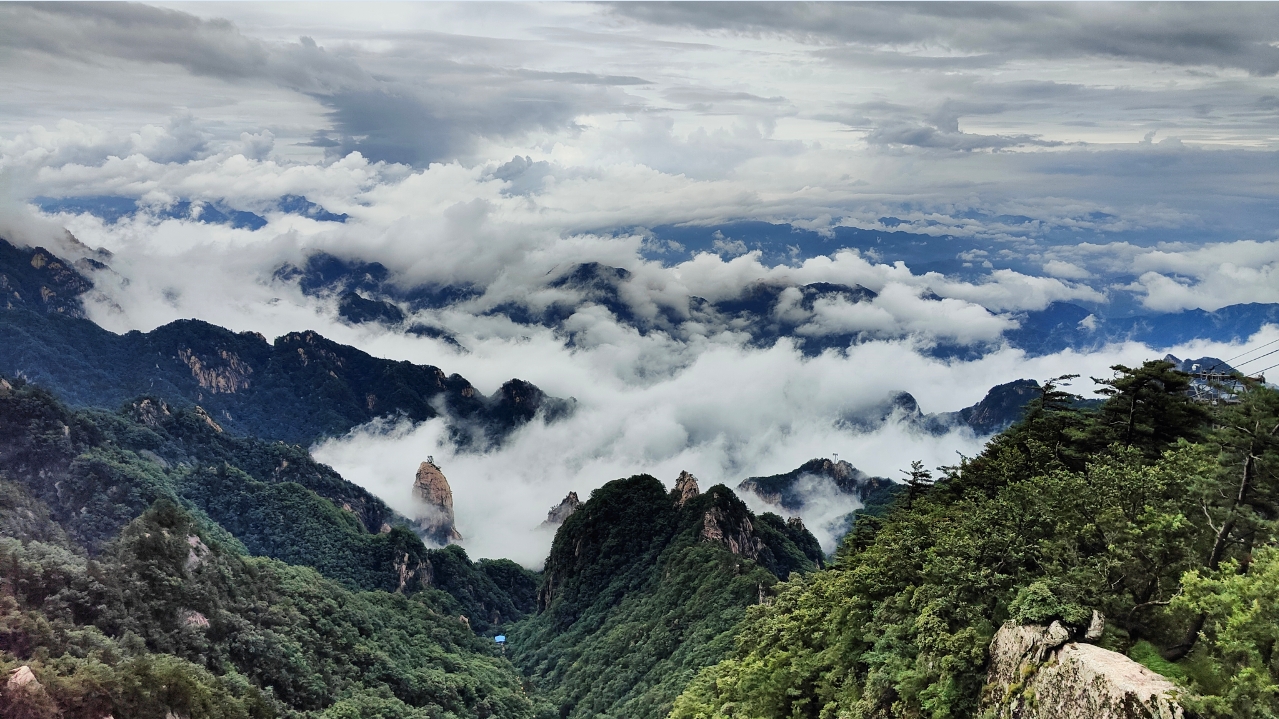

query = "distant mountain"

[
  {"left": 36, "top": 193, "right": 348, "bottom": 228},
  {"left": 738, "top": 458, "right": 904, "bottom": 545},
  {"left": 0, "top": 238, "right": 571, "bottom": 447},
  {"left": 278, "top": 254, "right": 1279, "bottom": 358},
  {"left": 510, "top": 471, "right": 823, "bottom": 719},
  {"left": 928, "top": 378, "right": 1043, "bottom": 435},
  {"left": 1008, "top": 301, "right": 1279, "bottom": 355},
  {"left": 0, "top": 236, "right": 97, "bottom": 316},
  {"left": 738, "top": 458, "right": 897, "bottom": 514}
]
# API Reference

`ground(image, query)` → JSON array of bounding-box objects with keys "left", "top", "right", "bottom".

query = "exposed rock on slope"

[
  {"left": 541, "top": 491, "right": 581, "bottom": 527},
  {"left": 413, "top": 459, "right": 463, "bottom": 545},
  {"left": 982, "top": 622, "right": 1185, "bottom": 719},
  {"left": 674, "top": 470, "right": 699, "bottom": 506},
  {"left": 515, "top": 473, "right": 825, "bottom": 719},
  {"left": 0, "top": 237, "right": 95, "bottom": 317}
]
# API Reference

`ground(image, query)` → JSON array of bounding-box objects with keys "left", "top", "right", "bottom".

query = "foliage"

[
  {"left": 669, "top": 365, "right": 1278, "bottom": 719},
  {"left": 1173, "top": 547, "right": 1279, "bottom": 718},
  {"left": 0, "top": 303, "right": 563, "bottom": 447},
  {"left": 0, "top": 377, "right": 533, "bottom": 629},
  {"left": 0, "top": 501, "right": 546, "bottom": 719},
  {"left": 509, "top": 476, "right": 823, "bottom": 719}
]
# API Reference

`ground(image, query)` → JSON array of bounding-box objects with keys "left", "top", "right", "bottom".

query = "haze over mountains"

[
  {"left": 3, "top": 4, "right": 1279, "bottom": 718},
  {"left": 0, "top": 0, "right": 1277, "bottom": 583}
]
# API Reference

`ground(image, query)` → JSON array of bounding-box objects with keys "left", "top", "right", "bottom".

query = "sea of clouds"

[{"left": 3, "top": 2, "right": 1279, "bottom": 564}]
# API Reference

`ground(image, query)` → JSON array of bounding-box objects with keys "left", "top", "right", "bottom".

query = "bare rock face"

[
  {"left": 394, "top": 551, "right": 433, "bottom": 592},
  {"left": 413, "top": 460, "right": 462, "bottom": 544},
  {"left": 700, "top": 505, "right": 763, "bottom": 560},
  {"left": 674, "top": 471, "right": 700, "bottom": 506},
  {"left": 982, "top": 622, "right": 1184, "bottom": 719},
  {"left": 8, "top": 665, "right": 39, "bottom": 688},
  {"left": 542, "top": 491, "right": 581, "bottom": 527}
]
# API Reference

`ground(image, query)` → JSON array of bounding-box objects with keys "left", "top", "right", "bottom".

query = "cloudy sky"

[{"left": 2, "top": 2, "right": 1279, "bottom": 563}]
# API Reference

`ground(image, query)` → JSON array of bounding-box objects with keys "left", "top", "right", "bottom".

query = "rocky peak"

[
  {"left": 543, "top": 491, "right": 581, "bottom": 526},
  {"left": 131, "top": 398, "right": 172, "bottom": 428},
  {"left": 412, "top": 459, "right": 462, "bottom": 544},
  {"left": 674, "top": 470, "right": 700, "bottom": 506},
  {"left": 982, "top": 621, "right": 1184, "bottom": 719},
  {"left": 700, "top": 497, "right": 763, "bottom": 561}
]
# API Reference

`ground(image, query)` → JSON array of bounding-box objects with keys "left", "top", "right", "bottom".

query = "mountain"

[
  {"left": 0, "top": 235, "right": 98, "bottom": 316},
  {"left": 0, "top": 238, "right": 571, "bottom": 447},
  {"left": 276, "top": 253, "right": 1279, "bottom": 359},
  {"left": 1009, "top": 301, "right": 1279, "bottom": 355},
  {"left": 669, "top": 360, "right": 1276, "bottom": 719},
  {"left": 928, "top": 378, "right": 1043, "bottom": 435},
  {"left": 0, "top": 376, "right": 547, "bottom": 719},
  {"left": 0, "top": 376, "right": 536, "bottom": 628},
  {"left": 738, "top": 458, "right": 897, "bottom": 515},
  {"left": 509, "top": 471, "right": 823, "bottom": 719}
]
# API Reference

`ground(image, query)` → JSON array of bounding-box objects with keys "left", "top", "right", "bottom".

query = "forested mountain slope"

[
  {"left": 0, "top": 237, "right": 570, "bottom": 447},
  {"left": 670, "top": 363, "right": 1279, "bottom": 719},
  {"left": 0, "top": 375, "right": 549, "bottom": 718},
  {"left": 0, "top": 377, "right": 536, "bottom": 628},
  {"left": 510, "top": 473, "right": 823, "bottom": 719}
]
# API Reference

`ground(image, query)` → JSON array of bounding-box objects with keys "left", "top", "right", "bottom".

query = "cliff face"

[
  {"left": 542, "top": 491, "right": 581, "bottom": 527},
  {"left": 982, "top": 622, "right": 1184, "bottom": 719},
  {"left": 413, "top": 460, "right": 463, "bottom": 545},
  {"left": 0, "top": 238, "right": 95, "bottom": 317},
  {"left": 674, "top": 470, "right": 700, "bottom": 507}
]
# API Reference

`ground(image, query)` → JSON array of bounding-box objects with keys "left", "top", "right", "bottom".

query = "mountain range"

[
  {"left": 0, "top": 238, "right": 570, "bottom": 448},
  {"left": 277, "top": 251, "right": 1279, "bottom": 358}
]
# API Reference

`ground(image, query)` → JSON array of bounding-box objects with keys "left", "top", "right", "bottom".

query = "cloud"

[
  {"left": 5, "top": 1, "right": 1279, "bottom": 565},
  {"left": 0, "top": 3, "right": 634, "bottom": 166},
  {"left": 614, "top": 3, "right": 1279, "bottom": 76},
  {"left": 1042, "top": 259, "right": 1092, "bottom": 280}
]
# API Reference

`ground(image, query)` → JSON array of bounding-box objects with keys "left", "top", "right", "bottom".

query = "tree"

[
  {"left": 900, "top": 460, "right": 933, "bottom": 509},
  {"left": 1090, "top": 360, "right": 1209, "bottom": 456}
]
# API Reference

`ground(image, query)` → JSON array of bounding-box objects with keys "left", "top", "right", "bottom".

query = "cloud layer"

[{"left": 3, "top": 2, "right": 1279, "bottom": 562}]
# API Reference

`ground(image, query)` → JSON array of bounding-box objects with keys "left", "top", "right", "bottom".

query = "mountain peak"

[
  {"left": 413, "top": 459, "right": 462, "bottom": 545},
  {"left": 674, "top": 470, "right": 700, "bottom": 506}
]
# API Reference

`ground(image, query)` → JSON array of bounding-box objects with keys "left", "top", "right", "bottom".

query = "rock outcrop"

[
  {"left": 8, "top": 665, "right": 39, "bottom": 688},
  {"left": 674, "top": 471, "right": 700, "bottom": 506},
  {"left": 542, "top": 491, "right": 581, "bottom": 527},
  {"left": 700, "top": 504, "right": 764, "bottom": 561},
  {"left": 412, "top": 459, "right": 462, "bottom": 544},
  {"left": 982, "top": 622, "right": 1184, "bottom": 719}
]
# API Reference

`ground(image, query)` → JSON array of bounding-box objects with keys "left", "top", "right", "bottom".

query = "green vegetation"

[
  {"left": 670, "top": 361, "right": 1279, "bottom": 719},
  {"left": 0, "top": 377, "right": 536, "bottom": 629},
  {"left": 0, "top": 498, "right": 545, "bottom": 719},
  {"left": 509, "top": 476, "right": 824, "bottom": 719},
  {"left": 0, "top": 376, "right": 549, "bottom": 717}
]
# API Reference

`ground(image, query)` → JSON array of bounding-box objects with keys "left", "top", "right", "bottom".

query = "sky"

[{"left": 2, "top": 2, "right": 1279, "bottom": 564}]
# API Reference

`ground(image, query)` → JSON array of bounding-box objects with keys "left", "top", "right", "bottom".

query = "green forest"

[
  {"left": 2, "top": 355, "right": 1278, "bottom": 719},
  {"left": 670, "top": 362, "right": 1279, "bottom": 719}
]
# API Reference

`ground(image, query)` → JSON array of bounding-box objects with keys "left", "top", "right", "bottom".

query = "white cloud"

[{"left": 2, "top": 2, "right": 1278, "bottom": 568}]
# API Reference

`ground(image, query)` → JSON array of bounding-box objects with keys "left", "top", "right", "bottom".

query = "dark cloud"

[
  {"left": 0, "top": 3, "right": 634, "bottom": 166},
  {"left": 616, "top": 2, "right": 1279, "bottom": 76},
  {"left": 663, "top": 88, "right": 789, "bottom": 105},
  {"left": 866, "top": 122, "right": 1063, "bottom": 151}
]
